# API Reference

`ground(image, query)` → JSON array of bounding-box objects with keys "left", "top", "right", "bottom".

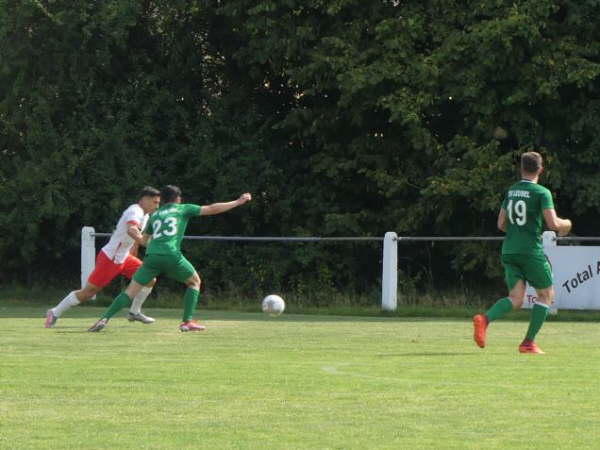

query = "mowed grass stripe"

[{"left": 1, "top": 304, "right": 600, "bottom": 449}]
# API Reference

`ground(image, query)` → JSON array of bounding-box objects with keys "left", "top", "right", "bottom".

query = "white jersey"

[{"left": 101, "top": 204, "right": 148, "bottom": 264}]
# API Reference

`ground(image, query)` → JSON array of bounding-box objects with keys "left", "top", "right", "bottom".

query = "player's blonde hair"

[{"left": 521, "top": 152, "right": 543, "bottom": 174}]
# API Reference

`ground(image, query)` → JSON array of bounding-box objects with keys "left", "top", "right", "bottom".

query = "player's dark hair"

[
  {"left": 139, "top": 186, "right": 160, "bottom": 199},
  {"left": 521, "top": 152, "right": 543, "bottom": 174},
  {"left": 161, "top": 185, "right": 182, "bottom": 203}
]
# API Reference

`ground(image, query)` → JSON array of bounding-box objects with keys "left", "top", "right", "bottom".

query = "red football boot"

[{"left": 472, "top": 314, "right": 488, "bottom": 348}]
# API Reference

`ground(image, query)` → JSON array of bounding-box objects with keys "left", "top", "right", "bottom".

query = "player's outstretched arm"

[
  {"left": 200, "top": 193, "right": 252, "bottom": 216},
  {"left": 543, "top": 209, "right": 572, "bottom": 236}
]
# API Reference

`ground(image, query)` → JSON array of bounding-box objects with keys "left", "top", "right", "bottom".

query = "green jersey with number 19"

[
  {"left": 144, "top": 203, "right": 202, "bottom": 256},
  {"left": 501, "top": 180, "right": 554, "bottom": 255}
]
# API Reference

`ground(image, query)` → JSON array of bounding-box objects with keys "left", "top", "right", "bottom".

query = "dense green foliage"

[{"left": 2, "top": 1, "right": 600, "bottom": 297}]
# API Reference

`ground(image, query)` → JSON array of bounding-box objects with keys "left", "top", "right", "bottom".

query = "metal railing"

[{"left": 83, "top": 228, "right": 600, "bottom": 311}]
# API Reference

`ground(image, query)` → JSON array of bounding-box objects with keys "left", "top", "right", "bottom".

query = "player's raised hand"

[{"left": 238, "top": 193, "right": 252, "bottom": 204}]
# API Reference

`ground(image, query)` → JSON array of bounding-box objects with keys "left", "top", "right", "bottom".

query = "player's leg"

[
  {"left": 88, "top": 256, "right": 160, "bottom": 332},
  {"left": 180, "top": 272, "right": 204, "bottom": 331},
  {"left": 473, "top": 255, "right": 525, "bottom": 348},
  {"left": 87, "top": 280, "right": 147, "bottom": 332},
  {"left": 167, "top": 255, "right": 205, "bottom": 332},
  {"left": 519, "top": 255, "right": 554, "bottom": 354},
  {"left": 128, "top": 278, "right": 157, "bottom": 323},
  {"left": 46, "top": 252, "right": 119, "bottom": 327},
  {"left": 121, "top": 254, "right": 157, "bottom": 324},
  {"left": 488, "top": 280, "right": 526, "bottom": 321},
  {"left": 107, "top": 280, "right": 146, "bottom": 319},
  {"left": 46, "top": 283, "right": 103, "bottom": 327}
]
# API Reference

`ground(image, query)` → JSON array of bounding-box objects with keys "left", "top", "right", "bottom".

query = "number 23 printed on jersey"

[{"left": 152, "top": 217, "right": 178, "bottom": 238}]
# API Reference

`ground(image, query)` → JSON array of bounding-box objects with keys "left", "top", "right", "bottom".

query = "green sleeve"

[
  {"left": 183, "top": 204, "right": 202, "bottom": 218},
  {"left": 143, "top": 219, "right": 152, "bottom": 234},
  {"left": 541, "top": 189, "right": 554, "bottom": 210},
  {"left": 501, "top": 196, "right": 508, "bottom": 210}
]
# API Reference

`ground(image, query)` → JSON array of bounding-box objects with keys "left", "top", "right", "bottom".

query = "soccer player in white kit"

[{"left": 45, "top": 187, "right": 161, "bottom": 327}]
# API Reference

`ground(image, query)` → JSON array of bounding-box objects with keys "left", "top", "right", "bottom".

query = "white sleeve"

[{"left": 122, "top": 205, "right": 143, "bottom": 228}]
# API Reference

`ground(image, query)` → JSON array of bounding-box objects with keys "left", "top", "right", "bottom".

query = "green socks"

[
  {"left": 101, "top": 288, "right": 203, "bottom": 323},
  {"left": 485, "top": 297, "right": 513, "bottom": 322},
  {"left": 102, "top": 292, "right": 132, "bottom": 320},
  {"left": 182, "top": 287, "right": 200, "bottom": 322},
  {"left": 525, "top": 303, "right": 549, "bottom": 342},
  {"left": 484, "top": 297, "right": 548, "bottom": 344}
]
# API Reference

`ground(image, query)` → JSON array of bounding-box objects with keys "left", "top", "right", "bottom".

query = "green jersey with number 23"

[
  {"left": 501, "top": 180, "right": 554, "bottom": 255},
  {"left": 144, "top": 203, "right": 202, "bottom": 256}
]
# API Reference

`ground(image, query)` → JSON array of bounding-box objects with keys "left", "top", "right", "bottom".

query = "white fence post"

[
  {"left": 381, "top": 232, "right": 398, "bottom": 311},
  {"left": 81, "top": 226, "right": 96, "bottom": 289}
]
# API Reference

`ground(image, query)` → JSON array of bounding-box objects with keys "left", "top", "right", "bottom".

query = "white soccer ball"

[{"left": 262, "top": 294, "right": 285, "bottom": 316}]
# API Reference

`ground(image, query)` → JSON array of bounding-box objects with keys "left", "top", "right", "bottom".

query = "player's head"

[
  {"left": 520, "top": 152, "right": 543, "bottom": 176},
  {"left": 161, "top": 185, "right": 182, "bottom": 204},
  {"left": 138, "top": 186, "right": 161, "bottom": 214}
]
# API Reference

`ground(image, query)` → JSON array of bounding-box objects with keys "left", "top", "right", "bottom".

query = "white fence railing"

[
  {"left": 81, "top": 227, "right": 600, "bottom": 311},
  {"left": 80, "top": 227, "right": 393, "bottom": 307}
]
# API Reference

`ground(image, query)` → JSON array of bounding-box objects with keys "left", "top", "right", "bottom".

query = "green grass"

[{"left": 2, "top": 302, "right": 600, "bottom": 449}]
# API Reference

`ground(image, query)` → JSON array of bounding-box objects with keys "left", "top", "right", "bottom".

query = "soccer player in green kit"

[
  {"left": 473, "top": 152, "right": 572, "bottom": 354},
  {"left": 88, "top": 185, "right": 252, "bottom": 332}
]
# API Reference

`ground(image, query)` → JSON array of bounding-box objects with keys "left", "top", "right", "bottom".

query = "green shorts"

[
  {"left": 133, "top": 253, "right": 196, "bottom": 285},
  {"left": 501, "top": 253, "right": 553, "bottom": 291}
]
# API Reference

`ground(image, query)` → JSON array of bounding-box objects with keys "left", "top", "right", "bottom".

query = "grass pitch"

[{"left": 2, "top": 302, "right": 600, "bottom": 449}]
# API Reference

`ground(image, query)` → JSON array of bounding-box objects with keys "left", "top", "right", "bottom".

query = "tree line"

[{"left": 2, "top": 0, "right": 600, "bottom": 299}]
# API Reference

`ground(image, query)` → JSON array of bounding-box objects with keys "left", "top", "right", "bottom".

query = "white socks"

[
  {"left": 52, "top": 287, "right": 153, "bottom": 317},
  {"left": 130, "top": 287, "right": 153, "bottom": 314},
  {"left": 52, "top": 291, "right": 81, "bottom": 317}
]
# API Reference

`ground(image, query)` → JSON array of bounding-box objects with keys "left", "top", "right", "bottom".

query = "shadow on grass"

[
  {"left": 3, "top": 299, "right": 600, "bottom": 322},
  {"left": 375, "top": 352, "right": 478, "bottom": 357},
  {"left": 0, "top": 302, "right": 472, "bottom": 323},
  {"left": 51, "top": 330, "right": 96, "bottom": 334}
]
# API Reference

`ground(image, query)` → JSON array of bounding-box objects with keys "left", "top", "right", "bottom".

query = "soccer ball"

[{"left": 262, "top": 294, "right": 285, "bottom": 316}]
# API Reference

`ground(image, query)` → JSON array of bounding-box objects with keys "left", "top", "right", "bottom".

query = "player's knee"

[
  {"left": 79, "top": 285, "right": 101, "bottom": 301},
  {"left": 187, "top": 280, "right": 201, "bottom": 290},
  {"left": 125, "top": 281, "right": 144, "bottom": 298},
  {"left": 535, "top": 287, "right": 554, "bottom": 305},
  {"left": 536, "top": 297, "right": 552, "bottom": 306},
  {"left": 537, "top": 293, "right": 554, "bottom": 305},
  {"left": 509, "top": 295, "right": 524, "bottom": 308},
  {"left": 186, "top": 274, "right": 201, "bottom": 290}
]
